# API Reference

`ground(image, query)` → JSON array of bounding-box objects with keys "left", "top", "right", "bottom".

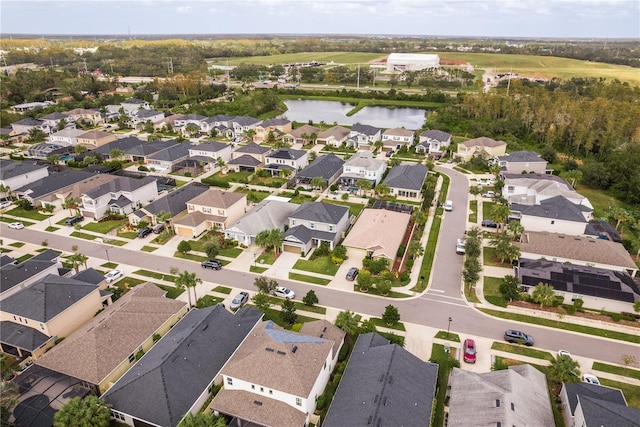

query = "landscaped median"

[{"left": 491, "top": 341, "right": 555, "bottom": 362}]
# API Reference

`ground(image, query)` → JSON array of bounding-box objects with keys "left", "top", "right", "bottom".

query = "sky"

[{"left": 1, "top": 0, "right": 639, "bottom": 39}]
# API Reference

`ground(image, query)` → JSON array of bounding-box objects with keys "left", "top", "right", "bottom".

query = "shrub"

[
  {"left": 566, "top": 305, "right": 576, "bottom": 315},
  {"left": 200, "top": 177, "right": 230, "bottom": 188},
  {"left": 138, "top": 165, "right": 149, "bottom": 171},
  {"left": 368, "top": 258, "right": 389, "bottom": 275},
  {"left": 573, "top": 299, "right": 584, "bottom": 311},
  {"left": 610, "top": 313, "right": 622, "bottom": 322},
  {"left": 338, "top": 342, "right": 350, "bottom": 362},
  {"left": 396, "top": 244, "right": 406, "bottom": 257},
  {"left": 316, "top": 395, "right": 326, "bottom": 410},
  {"left": 330, "top": 184, "right": 338, "bottom": 191}
]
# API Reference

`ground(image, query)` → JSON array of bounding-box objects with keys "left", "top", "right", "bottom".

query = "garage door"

[
  {"left": 283, "top": 244, "right": 302, "bottom": 254},
  {"left": 174, "top": 225, "right": 194, "bottom": 237}
]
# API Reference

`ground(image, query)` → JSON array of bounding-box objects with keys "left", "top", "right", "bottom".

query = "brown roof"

[
  {"left": 289, "top": 124, "right": 321, "bottom": 138},
  {"left": 187, "top": 188, "right": 246, "bottom": 209},
  {"left": 221, "top": 320, "right": 339, "bottom": 397},
  {"left": 460, "top": 136, "right": 506, "bottom": 148},
  {"left": 517, "top": 231, "right": 637, "bottom": 270},
  {"left": 211, "top": 389, "right": 306, "bottom": 427},
  {"left": 66, "top": 108, "right": 99, "bottom": 116},
  {"left": 383, "top": 127, "right": 415, "bottom": 137},
  {"left": 342, "top": 209, "right": 411, "bottom": 260},
  {"left": 35, "top": 283, "right": 186, "bottom": 385},
  {"left": 318, "top": 125, "right": 350, "bottom": 140},
  {"left": 78, "top": 130, "right": 112, "bottom": 140},
  {"left": 39, "top": 174, "right": 118, "bottom": 203},
  {"left": 172, "top": 210, "right": 226, "bottom": 227},
  {"left": 299, "top": 320, "right": 345, "bottom": 359}
]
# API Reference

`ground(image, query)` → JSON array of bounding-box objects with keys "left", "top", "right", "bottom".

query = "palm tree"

[
  {"left": 185, "top": 123, "right": 200, "bottom": 137},
  {"left": 68, "top": 252, "right": 89, "bottom": 273},
  {"left": 355, "top": 179, "right": 372, "bottom": 197},
  {"left": 310, "top": 177, "right": 327, "bottom": 194},
  {"left": 268, "top": 229, "right": 284, "bottom": 255},
  {"left": 548, "top": 354, "right": 580, "bottom": 384},
  {"left": 564, "top": 169, "right": 583, "bottom": 188},
  {"left": 489, "top": 204, "right": 512, "bottom": 233},
  {"left": 175, "top": 270, "right": 202, "bottom": 308},
  {"left": 374, "top": 183, "right": 390, "bottom": 198},
  {"left": 156, "top": 210, "right": 173, "bottom": 233},
  {"left": 109, "top": 149, "right": 125, "bottom": 161},
  {"left": 63, "top": 197, "right": 80, "bottom": 216}
]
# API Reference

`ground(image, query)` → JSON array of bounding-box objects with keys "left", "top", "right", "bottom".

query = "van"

[
  {"left": 444, "top": 200, "right": 453, "bottom": 211},
  {"left": 153, "top": 223, "right": 165, "bottom": 234}
]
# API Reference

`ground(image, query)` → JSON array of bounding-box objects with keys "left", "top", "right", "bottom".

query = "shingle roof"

[
  {"left": 318, "top": 125, "right": 350, "bottom": 140},
  {"left": 122, "top": 98, "right": 146, "bottom": 105},
  {"left": 383, "top": 127, "right": 415, "bottom": 137},
  {"left": 94, "top": 137, "right": 148, "bottom": 156},
  {"left": 343, "top": 151, "right": 385, "bottom": 170},
  {"left": 35, "top": 283, "right": 187, "bottom": 385},
  {"left": 40, "top": 112, "right": 69, "bottom": 121},
  {"left": 147, "top": 142, "right": 190, "bottom": 162},
  {"left": 342, "top": 209, "right": 411, "bottom": 260},
  {"left": 578, "top": 395, "right": 640, "bottom": 427},
  {"left": 228, "top": 154, "right": 262, "bottom": 167},
  {"left": 125, "top": 140, "right": 178, "bottom": 157},
  {"left": 50, "top": 128, "right": 86, "bottom": 139},
  {"left": 584, "top": 220, "right": 623, "bottom": 243},
  {"left": 296, "top": 154, "right": 344, "bottom": 180},
  {"left": 382, "top": 164, "right": 428, "bottom": 191},
  {"left": 234, "top": 142, "right": 271, "bottom": 155},
  {"left": 351, "top": 123, "right": 381, "bottom": 136},
  {"left": 323, "top": 333, "right": 437, "bottom": 427},
  {"left": 136, "top": 183, "right": 209, "bottom": 217},
  {"left": 0, "top": 258, "right": 57, "bottom": 294},
  {"left": 103, "top": 306, "right": 262, "bottom": 427},
  {"left": 420, "top": 129, "right": 451, "bottom": 142},
  {"left": 260, "top": 118, "right": 290, "bottom": 127},
  {"left": 289, "top": 202, "right": 349, "bottom": 224},
  {"left": 13, "top": 117, "right": 44, "bottom": 127},
  {"left": 77, "top": 129, "right": 113, "bottom": 140},
  {"left": 180, "top": 114, "right": 207, "bottom": 121},
  {"left": 267, "top": 148, "right": 306, "bottom": 161},
  {"left": 498, "top": 150, "right": 545, "bottom": 163},
  {"left": 191, "top": 141, "right": 228, "bottom": 153},
  {"left": 134, "top": 109, "right": 164, "bottom": 119},
  {"left": 511, "top": 195, "right": 591, "bottom": 222},
  {"left": 564, "top": 381, "right": 627, "bottom": 415},
  {"left": 226, "top": 200, "right": 299, "bottom": 237},
  {"left": 288, "top": 124, "right": 321, "bottom": 138},
  {"left": 230, "top": 116, "right": 261, "bottom": 126},
  {"left": 0, "top": 321, "right": 51, "bottom": 352},
  {"left": 187, "top": 188, "right": 246, "bottom": 209},
  {"left": 0, "top": 159, "right": 48, "bottom": 180},
  {"left": 70, "top": 268, "right": 106, "bottom": 286},
  {"left": 460, "top": 136, "right": 507, "bottom": 148},
  {"left": 212, "top": 389, "right": 307, "bottom": 427},
  {"left": 15, "top": 169, "right": 96, "bottom": 199},
  {"left": 84, "top": 176, "right": 156, "bottom": 199}
]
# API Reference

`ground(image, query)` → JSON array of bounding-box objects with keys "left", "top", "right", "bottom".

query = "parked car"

[
  {"left": 463, "top": 339, "right": 477, "bottom": 363},
  {"left": 274, "top": 286, "right": 295, "bottom": 299},
  {"left": 504, "top": 329, "right": 534, "bottom": 346},
  {"left": 456, "top": 238, "right": 466, "bottom": 255},
  {"left": 65, "top": 215, "right": 84, "bottom": 226},
  {"left": 478, "top": 178, "right": 496, "bottom": 186},
  {"left": 346, "top": 267, "right": 359, "bottom": 281},
  {"left": 0, "top": 200, "right": 12, "bottom": 209},
  {"left": 482, "top": 219, "right": 498, "bottom": 228},
  {"left": 581, "top": 373, "right": 600, "bottom": 385},
  {"left": 558, "top": 349, "right": 572, "bottom": 358},
  {"left": 385, "top": 151, "right": 393, "bottom": 157},
  {"left": 153, "top": 224, "right": 165, "bottom": 234},
  {"left": 482, "top": 191, "right": 496, "bottom": 198},
  {"left": 104, "top": 269, "right": 123, "bottom": 283},
  {"left": 137, "top": 228, "right": 152, "bottom": 238},
  {"left": 444, "top": 200, "right": 453, "bottom": 211},
  {"left": 230, "top": 291, "right": 250, "bottom": 309},
  {"left": 201, "top": 260, "right": 222, "bottom": 270},
  {"left": 8, "top": 222, "right": 24, "bottom": 230}
]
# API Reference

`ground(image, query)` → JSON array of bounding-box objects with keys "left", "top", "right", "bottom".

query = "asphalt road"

[{"left": 2, "top": 168, "right": 638, "bottom": 364}]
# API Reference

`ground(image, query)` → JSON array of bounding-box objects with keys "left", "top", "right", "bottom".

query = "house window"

[
  {"left": 227, "top": 377, "right": 233, "bottom": 385},
  {"left": 309, "top": 222, "right": 315, "bottom": 229},
  {"left": 296, "top": 397, "right": 302, "bottom": 406},
  {"left": 328, "top": 225, "right": 334, "bottom": 232},
  {"left": 251, "top": 385, "right": 255, "bottom": 390},
  {"left": 260, "top": 387, "right": 264, "bottom": 392},
  {"left": 269, "top": 390, "right": 273, "bottom": 395},
  {"left": 496, "top": 399, "right": 501, "bottom": 407},
  {"left": 550, "top": 220, "right": 555, "bottom": 225},
  {"left": 203, "top": 207, "right": 211, "bottom": 214},
  {"left": 128, "top": 353, "right": 135, "bottom": 363},
  {"left": 40, "top": 323, "right": 45, "bottom": 330},
  {"left": 291, "top": 219, "right": 296, "bottom": 226},
  {"left": 110, "top": 410, "right": 126, "bottom": 421}
]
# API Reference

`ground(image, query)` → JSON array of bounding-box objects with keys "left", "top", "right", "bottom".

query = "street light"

[
  {"left": 253, "top": 252, "right": 257, "bottom": 268},
  {"left": 447, "top": 317, "right": 452, "bottom": 335},
  {"left": 105, "top": 249, "right": 110, "bottom": 263}
]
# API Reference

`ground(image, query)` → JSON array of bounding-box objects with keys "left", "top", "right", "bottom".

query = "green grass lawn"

[
  {"left": 353, "top": 284, "right": 411, "bottom": 298},
  {"left": 249, "top": 175, "right": 287, "bottom": 188},
  {"left": 82, "top": 219, "right": 126, "bottom": 234},
  {"left": 599, "top": 378, "right": 640, "bottom": 408},
  {"left": 173, "top": 251, "right": 208, "bottom": 262},
  {"left": 133, "top": 269, "right": 178, "bottom": 283},
  {"left": 278, "top": 191, "right": 316, "bottom": 204},
  {"left": 219, "top": 247, "right": 243, "bottom": 258},
  {"left": 141, "top": 246, "right": 158, "bottom": 252},
  {"left": 468, "top": 199, "right": 478, "bottom": 223},
  {"left": 574, "top": 184, "right": 625, "bottom": 218},
  {"left": 435, "top": 331, "right": 461, "bottom": 342},
  {"left": 324, "top": 200, "right": 367, "bottom": 217},
  {"left": 101, "top": 262, "right": 118, "bottom": 269},
  {"left": 151, "top": 232, "right": 174, "bottom": 245},
  {"left": 483, "top": 246, "right": 512, "bottom": 268},
  {"left": 233, "top": 188, "right": 272, "bottom": 203},
  {"left": 175, "top": 179, "right": 189, "bottom": 188},
  {"left": 288, "top": 272, "right": 331, "bottom": 286},
  {"left": 195, "top": 295, "right": 225, "bottom": 308},
  {"left": 411, "top": 215, "right": 441, "bottom": 293},
  {"left": 45, "top": 226, "right": 59, "bottom": 232},
  {"left": 250, "top": 266, "right": 268, "bottom": 274},
  {"left": 9, "top": 242, "right": 25, "bottom": 247},
  {"left": 266, "top": 296, "right": 326, "bottom": 315},
  {"left": 260, "top": 306, "right": 317, "bottom": 330},
  {"left": 70, "top": 231, "right": 101, "bottom": 241},
  {"left": 15, "top": 254, "right": 34, "bottom": 263},
  {"left": 293, "top": 256, "right": 339, "bottom": 276},
  {"left": 491, "top": 341, "right": 555, "bottom": 362},
  {"left": 5, "top": 207, "right": 47, "bottom": 221},
  {"left": 156, "top": 284, "right": 184, "bottom": 299},
  {"left": 483, "top": 276, "right": 508, "bottom": 307},
  {"left": 0, "top": 216, "right": 34, "bottom": 226},
  {"left": 429, "top": 343, "right": 460, "bottom": 427},
  {"left": 369, "top": 317, "right": 406, "bottom": 331},
  {"left": 212, "top": 285, "right": 232, "bottom": 294},
  {"left": 592, "top": 362, "right": 640, "bottom": 381},
  {"left": 202, "top": 171, "right": 251, "bottom": 186},
  {"left": 482, "top": 201, "right": 497, "bottom": 220},
  {"left": 117, "top": 231, "right": 137, "bottom": 239},
  {"left": 256, "top": 250, "right": 276, "bottom": 265},
  {"left": 210, "top": 51, "right": 384, "bottom": 67}
]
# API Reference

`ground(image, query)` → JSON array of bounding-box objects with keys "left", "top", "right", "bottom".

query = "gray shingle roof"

[
  {"left": 226, "top": 200, "right": 299, "bottom": 237},
  {"left": 382, "top": 164, "right": 428, "bottom": 191},
  {"left": 420, "top": 129, "right": 451, "bottom": 142},
  {"left": 125, "top": 140, "right": 178, "bottom": 157},
  {"left": 0, "top": 258, "right": 57, "bottom": 294},
  {"left": 267, "top": 148, "right": 306, "bottom": 161},
  {"left": 296, "top": 154, "right": 344, "bottom": 180},
  {"left": 191, "top": 141, "right": 228, "bottom": 153},
  {"left": 84, "top": 176, "right": 156, "bottom": 199},
  {"left": 234, "top": 142, "right": 271, "bottom": 155},
  {"left": 70, "top": 268, "right": 107, "bottom": 285},
  {"left": 136, "top": 182, "right": 209, "bottom": 217},
  {"left": 284, "top": 224, "right": 336, "bottom": 245},
  {"left": 260, "top": 118, "right": 290, "bottom": 127},
  {"left": 103, "top": 306, "right": 262, "bottom": 427},
  {"left": 135, "top": 109, "right": 164, "bottom": 119},
  {"left": 122, "top": 98, "right": 146, "bottom": 105},
  {"left": 511, "top": 195, "right": 591, "bottom": 222},
  {"left": 228, "top": 154, "right": 262, "bottom": 167},
  {"left": 498, "top": 150, "right": 545, "bottom": 163},
  {"left": 94, "top": 137, "right": 148, "bottom": 156},
  {"left": 323, "top": 332, "right": 438, "bottom": 427},
  {"left": 15, "top": 169, "right": 94, "bottom": 199},
  {"left": 147, "top": 143, "right": 190, "bottom": 162},
  {"left": 564, "top": 382, "right": 627, "bottom": 415},
  {"left": 0, "top": 321, "right": 51, "bottom": 351},
  {"left": 0, "top": 159, "right": 47, "bottom": 180},
  {"left": 230, "top": 116, "right": 261, "bottom": 126},
  {"left": 578, "top": 395, "right": 640, "bottom": 427},
  {"left": 290, "top": 202, "right": 349, "bottom": 224},
  {"left": 351, "top": 123, "right": 380, "bottom": 136}
]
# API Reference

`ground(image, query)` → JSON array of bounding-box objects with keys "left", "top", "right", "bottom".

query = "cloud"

[{"left": 176, "top": 5, "right": 192, "bottom": 13}]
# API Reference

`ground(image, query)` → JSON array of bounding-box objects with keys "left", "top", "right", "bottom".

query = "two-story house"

[
  {"left": 263, "top": 148, "right": 309, "bottom": 176},
  {"left": 76, "top": 130, "right": 117, "bottom": 149},
  {"left": 338, "top": 151, "right": 386, "bottom": 188},
  {"left": 416, "top": 129, "right": 452, "bottom": 158},
  {"left": 502, "top": 173, "right": 593, "bottom": 209},
  {"left": 174, "top": 114, "right": 207, "bottom": 134},
  {"left": 129, "top": 182, "right": 209, "bottom": 227},
  {"left": 0, "top": 250, "right": 60, "bottom": 299},
  {"left": 283, "top": 124, "right": 321, "bottom": 146},
  {"left": 382, "top": 128, "right": 415, "bottom": 151},
  {"left": 80, "top": 176, "right": 158, "bottom": 220},
  {"left": 316, "top": 125, "right": 351, "bottom": 147},
  {"left": 509, "top": 195, "right": 593, "bottom": 235},
  {"left": 39, "top": 112, "right": 70, "bottom": 129},
  {"left": 0, "top": 159, "right": 49, "bottom": 197},
  {"left": 120, "top": 98, "right": 151, "bottom": 116},
  {"left": 282, "top": 202, "right": 350, "bottom": 254},
  {"left": 188, "top": 141, "right": 233, "bottom": 166},
  {"left": 228, "top": 116, "right": 261, "bottom": 138},
  {"left": 173, "top": 188, "right": 247, "bottom": 237},
  {"left": 228, "top": 142, "right": 272, "bottom": 173},
  {"left": 225, "top": 200, "right": 299, "bottom": 246},
  {"left": 130, "top": 109, "right": 165, "bottom": 127},
  {"left": 211, "top": 319, "right": 344, "bottom": 427},
  {"left": 346, "top": 123, "right": 382, "bottom": 151},
  {"left": 293, "top": 154, "right": 344, "bottom": 189},
  {"left": 455, "top": 136, "right": 507, "bottom": 162},
  {"left": 49, "top": 128, "right": 87, "bottom": 146},
  {"left": 496, "top": 150, "right": 548, "bottom": 174},
  {"left": 11, "top": 117, "right": 52, "bottom": 136},
  {"left": 254, "top": 118, "right": 292, "bottom": 143},
  {"left": 65, "top": 108, "right": 103, "bottom": 125}
]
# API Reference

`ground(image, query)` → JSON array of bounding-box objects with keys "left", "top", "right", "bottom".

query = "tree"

[
  {"left": 462, "top": 256, "right": 481, "bottom": 292},
  {"left": 27, "top": 128, "right": 47, "bottom": 143},
  {"left": 175, "top": 270, "right": 202, "bottom": 308},
  {"left": 47, "top": 154, "right": 60, "bottom": 165},
  {"left": 216, "top": 157, "right": 227, "bottom": 173},
  {"left": 110, "top": 148, "right": 125, "bottom": 161},
  {"left": 53, "top": 396, "right": 111, "bottom": 427},
  {"left": 548, "top": 354, "right": 580, "bottom": 384},
  {"left": 489, "top": 204, "right": 511, "bottom": 232},
  {"left": 63, "top": 197, "right": 80, "bottom": 216},
  {"left": 310, "top": 176, "right": 327, "bottom": 193},
  {"left": 507, "top": 221, "right": 525, "bottom": 241},
  {"left": 388, "top": 157, "right": 401, "bottom": 167},
  {"left": 335, "top": 310, "right": 359, "bottom": 335},
  {"left": 407, "top": 240, "right": 424, "bottom": 259},
  {"left": 356, "top": 269, "right": 372, "bottom": 292},
  {"left": 75, "top": 144, "right": 88, "bottom": 154},
  {"left": 382, "top": 304, "right": 400, "bottom": 326},
  {"left": 251, "top": 291, "right": 271, "bottom": 312},
  {"left": 303, "top": 290, "right": 319, "bottom": 306},
  {"left": 179, "top": 413, "right": 218, "bottom": 427},
  {"left": 374, "top": 183, "right": 390, "bottom": 198},
  {"left": 355, "top": 179, "right": 372, "bottom": 197},
  {"left": 532, "top": 283, "right": 556, "bottom": 308},
  {"left": 157, "top": 210, "right": 173, "bottom": 232},
  {"left": 499, "top": 275, "right": 521, "bottom": 302},
  {"left": 0, "top": 377, "right": 19, "bottom": 425},
  {"left": 376, "top": 280, "right": 392, "bottom": 296},
  {"left": 68, "top": 252, "right": 89, "bottom": 273},
  {"left": 137, "top": 220, "right": 149, "bottom": 230},
  {"left": 634, "top": 300, "right": 640, "bottom": 314},
  {"left": 185, "top": 123, "right": 200, "bottom": 136},
  {"left": 280, "top": 299, "right": 297, "bottom": 324},
  {"left": 490, "top": 232, "right": 517, "bottom": 263},
  {"left": 254, "top": 276, "right": 278, "bottom": 294},
  {"left": 564, "top": 169, "right": 583, "bottom": 188},
  {"left": 205, "top": 240, "right": 220, "bottom": 259},
  {"left": 177, "top": 240, "right": 192, "bottom": 255}
]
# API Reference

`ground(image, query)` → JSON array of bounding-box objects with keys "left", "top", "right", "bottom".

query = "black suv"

[
  {"left": 346, "top": 267, "right": 359, "bottom": 281},
  {"left": 65, "top": 216, "right": 84, "bottom": 226},
  {"left": 504, "top": 329, "right": 534, "bottom": 346},
  {"left": 201, "top": 260, "right": 222, "bottom": 270},
  {"left": 137, "top": 228, "right": 152, "bottom": 238}
]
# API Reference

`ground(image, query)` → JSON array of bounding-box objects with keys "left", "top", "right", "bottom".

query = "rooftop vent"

[
  {"left": 253, "top": 400, "right": 263, "bottom": 407},
  {"left": 292, "top": 346, "right": 298, "bottom": 353},
  {"left": 265, "top": 347, "right": 274, "bottom": 352},
  {"left": 277, "top": 350, "right": 286, "bottom": 356}
]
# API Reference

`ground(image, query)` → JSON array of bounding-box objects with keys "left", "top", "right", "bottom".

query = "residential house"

[
  {"left": 129, "top": 182, "right": 209, "bottom": 227},
  {"left": 0, "top": 159, "right": 49, "bottom": 195},
  {"left": 497, "top": 150, "right": 548, "bottom": 174},
  {"left": 502, "top": 173, "right": 592, "bottom": 209},
  {"left": 381, "top": 163, "right": 428, "bottom": 201},
  {"left": 93, "top": 137, "right": 150, "bottom": 160},
  {"left": 382, "top": 128, "right": 415, "bottom": 151},
  {"left": 342, "top": 209, "right": 411, "bottom": 262},
  {"left": 49, "top": 127, "right": 86, "bottom": 145},
  {"left": 338, "top": 151, "right": 386, "bottom": 188},
  {"left": 103, "top": 306, "right": 263, "bottom": 427},
  {"left": 282, "top": 202, "right": 350, "bottom": 254},
  {"left": 10, "top": 117, "right": 51, "bottom": 136},
  {"left": 584, "top": 219, "right": 623, "bottom": 243},
  {"left": 122, "top": 139, "right": 180, "bottom": 163},
  {"left": 34, "top": 283, "right": 188, "bottom": 395},
  {"left": 0, "top": 250, "right": 60, "bottom": 298},
  {"left": 0, "top": 272, "right": 110, "bottom": 361},
  {"left": 447, "top": 365, "right": 554, "bottom": 427},
  {"left": 131, "top": 109, "right": 165, "bottom": 127},
  {"left": 11, "top": 101, "right": 54, "bottom": 113},
  {"left": 26, "top": 143, "right": 73, "bottom": 160},
  {"left": 65, "top": 108, "right": 103, "bottom": 125},
  {"left": 416, "top": 129, "right": 452, "bottom": 158},
  {"left": 263, "top": 148, "right": 309, "bottom": 176},
  {"left": 120, "top": 98, "right": 151, "bottom": 116},
  {"left": 509, "top": 195, "right": 593, "bottom": 235},
  {"left": 228, "top": 142, "right": 271, "bottom": 173},
  {"left": 39, "top": 112, "right": 70, "bottom": 129},
  {"left": 210, "top": 319, "right": 345, "bottom": 427},
  {"left": 173, "top": 188, "right": 247, "bottom": 237},
  {"left": 293, "top": 154, "right": 344, "bottom": 189},
  {"left": 347, "top": 123, "right": 382, "bottom": 151},
  {"left": 517, "top": 258, "right": 640, "bottom": 305},
  {"left": 174, "top": 114, "right": 207, "bottom": 134},
  {"left": 516, "top": 231, "right": 638, "bottom": 277},
  {"left": 283, "top": 124, "right": 321, "bottom": 145},
  {"left": 188, "top": 141, "right": 233, "bottom": 166},
  {"left": 455, "top": 136, "right": 507, "bottom": 162},
  {"left": 254, "top": 118, "right": 292, "bottom": 143},
  {"left": 224, "top": 199, "right": 299, "bottom": 246},
  {"left": 147, "top": 142, "right": 191, "bottom": 172},
  {"left": 154, "top": 114, "right": 184, "bottom": 132},
  {"left": 228, "top": 116, "right": 261, "bottom": 138},
  {"left": 316, "top": 125, "right": 350, "bottom": 147},
  {"left": 560, "top": 381, "right": 640, "bottom": 427},
  {"left": 200, "top": 114, "right": 233, "bottom": 135},
  {"left": 80, "top": 176, "right": 158, "bottom": 220},
  {"left": 76, "top": 129, "right": 117, "bottom": 148},
  {"left": 323, "top": 332, "right": 438, "bottom": 427}
]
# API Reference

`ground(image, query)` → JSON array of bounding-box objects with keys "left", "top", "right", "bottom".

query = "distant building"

[{"left": 386, "top": 53, "right": 440, "bottom": 72}]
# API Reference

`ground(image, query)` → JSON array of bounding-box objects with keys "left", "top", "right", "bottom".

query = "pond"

[{"left": 280, "top": 100, "right": 427, "bottom": 129}]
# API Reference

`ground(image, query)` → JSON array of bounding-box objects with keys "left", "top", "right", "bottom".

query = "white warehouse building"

[{"left": 386, "top": 53, "right": 440, "bottom": 72}]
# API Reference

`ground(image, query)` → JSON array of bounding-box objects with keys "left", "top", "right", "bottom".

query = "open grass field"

[{"left": 208, "top": 52, "right": 384, "bottom": 67}]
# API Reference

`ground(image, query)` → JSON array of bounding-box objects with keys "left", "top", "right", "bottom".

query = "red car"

[{"left": 463, "top": 339, "right": 477, "bottom": 363}]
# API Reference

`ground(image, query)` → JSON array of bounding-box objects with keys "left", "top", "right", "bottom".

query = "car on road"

[
  {"left": 504, "top": 329, "right": 534, "bottom": 346},
  {"left": 201, "top": 260, "right": 222, "bottom": 270},
  {"left": 104, "top": 269, "right": 123, "bottom": 283},
  {"left": 346, "top": 267, "right": 359, "bottom": 281},
  {"left": 456, "top": 238, "right": 466, "bottom": 255},
  {"left": 8, "top": 222, "right": 24, "bottom": 229},
  {"left": 444, "top": 200, "right": 453, "bottom": 211},
  {"left": 0, "top": 201, "right": 12, "bottom": 209},
  {"left": 463, "top": 339, "right": 477, "bottom": 363},
  {"left": 558, "top": 349, "right": 572, "bottom": 358},
  {"left": 482, "top": 219, "right": 498, "bottom": 228},
  {"left": 137, "top": 228, "right": 152, "bottom": 238},
  {"left": 65, "top": 215, "right": 84, "bottom": 226},
  {"left": 230, "top": 291, "right": 249, "bottom": 309},
  {"left": 274, "top": 286, "right": 295, "bottom": 299},
  {"left": 581, "top": 373, "right": 600, "bottom": 385},
  {"left": 482, "top": 191, "right": 496, "bottom": 198}
]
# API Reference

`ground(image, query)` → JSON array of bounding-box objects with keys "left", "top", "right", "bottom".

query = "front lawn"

[
  {"left": 429, "top": 344, "right": 460, "bottom": 427},
  {"left": 482, "top": 201, "right": 497, "bottom": 220},
  {"left": 202, "top": 171, "right": 251, "bottom": 186},
  {"left": 45, "top": 226, "right": 59, "bottom": 232},
  {"left": 261, "top": 307, "right": 317, "bottom": 329},
  {"left": 173, "top": 251, "right": 208, "bottom": 262},
  {"left": 435, "top": 331, "right": 461, "bottom": 342},
  {"left": 219, "top": 247, "right": 243, "bottom": 258},
  {"left": 5, "top": 208, "right": 48, "bottom": 221},
  {"left": 9, "top": 242, "right": 25, "bottom": 248},
  {"left": 250, "top": 266, "right": 268, "bottom": 274},
  {"left": 483, "top": 246, "right": 513, "bottom": 268},
  {"left": 293, "top": 256, "right": 339, "bottom": 276},
  {"left": 266, "top": 296, "right": 326, "bottom": 315},
  {"left": 117, "top": 231, "right": 137, "bottom": 240},
  {"left": 599, "top": 378, "right": 640, "bottom": 408},
  {"left": 15, "top": 254, "right": 34, "bottom": 263},
  {"left": 212, "top": 285, "right": 232, "bottom": 294},
  {"left": 256, "top": 250, "right": 276, "bottom": 265},
  {"left": 592, "top": 362, "right": 640, "bottom": 381},
  {"left": 483, "top": 276, "right": 508, "bottom": 307},
  {"left": 411, "top": 215, "right": 441, "bottom": 292},
  {"left": 141, "top": 245, "right": 158, "bottom": 252},
  {"left": 369, "top": 317, "right": 406, "bottom": 331},
  {"left": 82, "top": 219, "right": 126, "bottom": 234},
  {"left": 195, "top": 295, "right": 225, "bottom": 308},
  {"left": 133, "top": 269, "right": 178, "bottom": 283},
  {"left": 468, "top": 199, "right": 478, "bottom": 223},
  {"left": 156, "top": 284, "right": 184, "bottom": 299},
  {"left": 0, "top": 216, "right": 34, "bottom": 226},
  {"left": 278, "top": 191, "right": 316, "bottom": 204},
  {"left": 151, "top": 232, "right": 174, "bottom": 245},
  {"left": 289, "top": 272, "right": 331, "bottom": 286}
]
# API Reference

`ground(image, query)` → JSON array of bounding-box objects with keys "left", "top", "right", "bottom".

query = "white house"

[
  {"left": 0, "top": 159, "right": 49, "bottom": 195},
  {"left": 338, "top": 151, "right": 386, "bottom": 187},
  {"left": 80, "top": 176, "right": 158, "bottom": 220},
  {"left": 509, "top": 195, "right": 592, "bottom": 236},
  {"left": 386, "top": 53, "right": 440, "bottom": 72},
  {"left": 283, "top": 202, "right": 350, "bottom": 254},
  {"left": 347, "top": 123, "right": 381, "bottom": 150},
  {"left": 264, "top": 148, "right": 308, "bottom": 174},
  {"left": 417, "top": 129, "right": 452, "bottom": 158},
  {"left": 49, "top": 128, "right": 86, "bottom": 146},
  {"left": 502, "top": 173, "right": 592, "bottom": 209},
  {"left": 120, "top": 98, "right": 151, "bottom": 116},
  {"left": 188, "top": 141, "right": 232, "bottom": 164},
  {"left": 382, "top": 128, "right": 415, "bottom": 151}
]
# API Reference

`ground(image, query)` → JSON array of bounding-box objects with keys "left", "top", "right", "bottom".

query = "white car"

[
  {"left": 558, "top": 350, "right": 571, "bottom": 358},
  {"left": 0, "top": 201, "right": 12, "bottom": 209},
  {"left": 582, "top": 373, "right": 600, "bottom": 385},
  {"left": 8, "top": 222, "right": 24, "bottom": 229},
  {"left": 274, "top": 286, "right": 295, "bottom": 300},
  {"left": 444, "top": 200, "right": 453, "bottom": 211},
  {"left": 104, "top": 269, "right": 123, "bottom": 283},
  {"left": 482, "top": 191, "right": 496, "bottom": 198}
]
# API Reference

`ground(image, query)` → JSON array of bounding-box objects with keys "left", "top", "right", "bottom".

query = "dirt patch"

[
  {"left": 509, "top": 300, "right": 639, "bottom": 328},
  {"left": 440, "top": 58, "right": 469, "bottom": 66}
]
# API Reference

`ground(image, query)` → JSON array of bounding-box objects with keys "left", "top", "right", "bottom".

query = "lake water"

[{"left": 280, "top": 100, "right": 427, "bottom": 129}]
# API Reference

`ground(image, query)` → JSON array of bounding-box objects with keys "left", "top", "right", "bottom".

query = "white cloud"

[{"left": 176, "top": 5, "right": 192, "bottom": 13}]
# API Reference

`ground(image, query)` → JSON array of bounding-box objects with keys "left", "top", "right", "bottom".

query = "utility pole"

[
  {"left": 356, "top": 63, "right": 360, "bottom": 90},
  {"left": 506, "top": 66, "right": 513, "bottom": 96}
]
